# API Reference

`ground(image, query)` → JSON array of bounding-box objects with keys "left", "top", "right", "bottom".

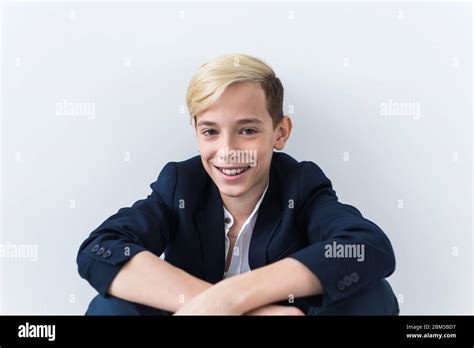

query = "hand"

[
  {"left": 245, "top": 304, "right": 305, "bottom": 316},
  {"left": 173, "top": 282, "right": 243, "bottom": 315}
]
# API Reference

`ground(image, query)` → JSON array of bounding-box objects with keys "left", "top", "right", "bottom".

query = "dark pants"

[{"left": 85, "top": 278, "right": 399, "bottom": 316}]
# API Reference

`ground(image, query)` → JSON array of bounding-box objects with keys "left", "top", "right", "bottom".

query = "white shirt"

[{"left": 223, "top": 180, "right": 269, "bottom": 279}]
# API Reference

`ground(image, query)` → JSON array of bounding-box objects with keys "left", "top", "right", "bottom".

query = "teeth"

[{"left": 219, "top": 166, "right": 249, "bottom": 176}]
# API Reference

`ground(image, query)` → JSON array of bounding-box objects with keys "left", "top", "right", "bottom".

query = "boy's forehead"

[{"left": 197, "top": 83, "right": 270, "bottom": 125}]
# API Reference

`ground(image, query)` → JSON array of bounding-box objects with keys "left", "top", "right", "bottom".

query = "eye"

[
  {"left": 240, "top": 128, "right": 258, "bottom": 135},
  {"left": 202, "top": 129, "right": 218, "bottom": 136}
]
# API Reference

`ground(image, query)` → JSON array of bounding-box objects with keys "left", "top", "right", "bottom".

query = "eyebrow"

[{"left": 197, "top": 118, "right": 263, "bottom": 127}]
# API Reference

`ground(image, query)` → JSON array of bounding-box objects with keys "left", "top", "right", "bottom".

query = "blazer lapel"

[
  {"left": 193, "top": 181, "right": 226, "bottom": 284},
  {"left": 249, "top": 165, "right": 283, "bottom": 270},
  {"left": 193, "top": 158, "right": 283, "bottom": 282}
]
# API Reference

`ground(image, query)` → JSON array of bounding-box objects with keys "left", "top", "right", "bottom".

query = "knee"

[
  {"left": 85, "top": 294, "right": 142, "bottom": 315},
  {"left": 85, "top": 294, "right": 170, "bottom": 316},
  {"left": 378, "top": 278, "right": 400, "bottom": 315}
]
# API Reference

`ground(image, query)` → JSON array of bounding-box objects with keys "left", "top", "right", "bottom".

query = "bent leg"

[
  {"left": 310, "top": 279, "right": 400, "bottom": 316},
  {"left": 85, "top": 294, "right": 171, "bottom": 316}
]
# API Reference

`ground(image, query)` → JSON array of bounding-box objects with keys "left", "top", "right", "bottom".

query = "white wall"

[{"left": 0, "top": 0, "right": 471, "bottom": 314}]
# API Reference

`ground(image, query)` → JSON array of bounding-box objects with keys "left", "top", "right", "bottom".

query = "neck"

[{"left": 221, "top": 173, "right": 269, "bottom": 222}]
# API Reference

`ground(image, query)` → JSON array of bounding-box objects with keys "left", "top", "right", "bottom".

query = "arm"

[
  {"left": 228, "top": 257, "right": 323, "bottom": 313},
  {"left": 286, "top": 161, "right": 396, "bottom": 307},
  {"left": 108, "top": 250, "right": 211, "bottom": 313},
  {"left": 76, "top": 163, "right": 179, "bottom": 298},
  {"left": 174, "top": 257, "right": 321, "bottom": 315},
  {"left": 109, "top": 250, "right": 304, "bottom": 314},
  {"left": 175, "top": 161, "right": 396, "bottom": 314},
  {"left": 77, "top": 161, "right": 303, "bottom": 315}
]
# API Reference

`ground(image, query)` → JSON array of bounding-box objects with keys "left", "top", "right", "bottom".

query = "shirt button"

[
  {"left": 233, "top": 247, "right": 239, "bottom": 256},
  {"left": 224, "top": 217, "right": 232, "bottom": 224}
]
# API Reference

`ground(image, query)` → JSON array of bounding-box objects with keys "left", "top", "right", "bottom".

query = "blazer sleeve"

[
  {"left": 76, "top": 162, "right": 178, "bottom": 297},
  {"left": 287, "top": 161, "right": 396, "bottom": 308}
]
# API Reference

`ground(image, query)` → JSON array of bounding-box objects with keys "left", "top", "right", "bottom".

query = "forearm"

[
  {"left": 108, "top": 250, "right": 212, "bottom": 313},
  {"left": 108, "top": 252, "right": 321, "bottom": 315},
  {"left": 220, "top": 257, "right": 323, "bottom": 313}
]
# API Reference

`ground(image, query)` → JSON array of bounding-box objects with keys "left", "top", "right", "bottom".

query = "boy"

[{"left": 78, "top": 53, "right": 399, "bottom": 315}]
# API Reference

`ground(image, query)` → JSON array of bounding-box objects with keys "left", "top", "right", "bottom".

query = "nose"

[
  {"left": 220, "top": 131, "right": 238, "bottom": 152},
  {"left": 216, "top": 132, "right": 241, "bottom": 165}
]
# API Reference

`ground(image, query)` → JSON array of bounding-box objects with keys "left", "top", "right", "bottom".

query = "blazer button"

[
  {"left": 102, "top": 250, "right": 112, "bottom": 258},
  {"left": 91, "top": 244, "right": 100, "bottom": 253},
  {"left": 337, "top": 280, "right": 345, "bottom": 291},
  {"left": 343, "top": 275, "right": 352, "bottom": 286},
  {"left": 350, "top": 272, "right": 359, "bottom": 283},
  {"left": 96, "top": 247, "right": 105, "bottom": 255}
]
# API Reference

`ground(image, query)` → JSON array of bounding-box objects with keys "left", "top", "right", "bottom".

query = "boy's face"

[{"left": 195, "top": 81, "right": 291, "bottom": 199}]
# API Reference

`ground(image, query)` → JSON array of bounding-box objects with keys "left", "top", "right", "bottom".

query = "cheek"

[
  {"left": 197, "top": 141, "right": 212, "bottom": 158},
  {"left": 261, "top": 147, "right": 275, "bottom": 165}
]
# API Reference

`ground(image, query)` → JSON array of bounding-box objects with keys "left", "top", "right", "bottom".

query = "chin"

[{"left": 215, "top": 184, "right": 248, "bottom": 198}]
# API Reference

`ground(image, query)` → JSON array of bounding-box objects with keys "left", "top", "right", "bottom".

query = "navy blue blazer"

[{"left": 77, "top": 151, "right": 395, "bottom": 312}]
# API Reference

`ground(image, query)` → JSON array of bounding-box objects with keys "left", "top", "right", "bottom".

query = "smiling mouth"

[{"left": 213, "top": 165, "right": 252, "bottom": 176}]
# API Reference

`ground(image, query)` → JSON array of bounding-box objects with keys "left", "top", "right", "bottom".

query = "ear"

[{"left": 273, "top": 115, "right": 292, "bottom": 150}]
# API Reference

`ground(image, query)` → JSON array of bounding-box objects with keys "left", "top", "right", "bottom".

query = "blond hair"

[{"left": 186, "top": 53, "right": 284, "bottom": 128}]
